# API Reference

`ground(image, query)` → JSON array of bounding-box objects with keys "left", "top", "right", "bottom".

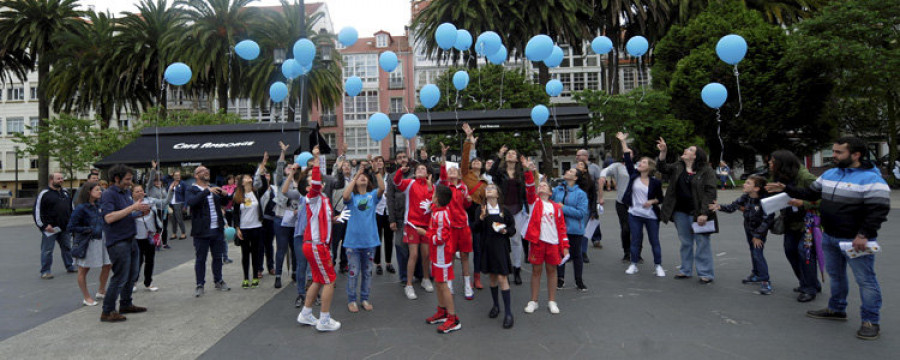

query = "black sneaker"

[
  {"left": 274, "top": 276, "right": 282, "bottom": 289},
  {"left": 621, "top": 254, "right": 630, "bottom": 264},
  {"left": 576, "top": 282, "right": 588, "bottom": 292},
  {"left": 582, "top": 254, "right": 590, "bottom": 263},
  {"left": 857, "top": 322, "right": 880, "bottom": 340},
  {"left": 295, "top": 295, "right": 305, "bottom": 308},
  {"left": 806, "top": 308, "right": 848, "bottom": 321},
  {"left": 376, "top": 265, "right": 384, "bottom": 275},
  {"left": 556, "top": 278, "right": 565, "bottom": 289},
  {"left": 386, "top": 264, "right": 396, "bottom": 274}
]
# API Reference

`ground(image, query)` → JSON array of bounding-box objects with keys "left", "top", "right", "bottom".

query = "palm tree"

[
  {"left": 176, "top": 0, "right": 259, "bottom": 114},
  {"left": 0, "top": 0, "right": 87, "bottom": 189},
  {"left": 0, "top": 46, "right": 31, "bottom": 86},
  {"left": 117, "top": 0, "right": 186, "bottom": 119},
  {"left": 242, "top": 1, "right": 343, "bottom": 123},
  {"left": 669, "top": 0, "right": 828, "bottom": 27}
]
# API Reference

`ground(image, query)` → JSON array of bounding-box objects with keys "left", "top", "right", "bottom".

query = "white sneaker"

[
  {"left": 548, "top": 301, "right": 560, "bottom": 314},
  {"left": 132, "top": 286, "right": 137, "bottom": 292},
  {"left": 404, "top": 285, "right": 418, "bottom": 300},
  {"left": 94, "top": 293, "right": 105, "bottom": 300},
  {"left": 145, "top": 285, "right": 159, "bottom": 292},
  {"left": 421, "top": 279, "right": 435, "bottom": 293},
  {"left": 316, "top": 317, "right": 341, "bottom": 332},
  {"left": 464, "top": 285, "right": 474, "bottom": 300},
  {"left": 625, "top": 264, "right": 639, "bottom": 275},
  {"left": 655, "top": 265, "right": 666, "bottom": 277},
  {"left": 524, "top": 301, "right": 539, "bottom": 313},
  {"left": 296, "top": 312, "right": 318, "bottom": 326}
]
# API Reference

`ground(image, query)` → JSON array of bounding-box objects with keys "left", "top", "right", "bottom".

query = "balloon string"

[
  {"left": 716, "top": 108, "right": 725, "bottom": 164},
  {"left": 454, "top": 91, "right": 460, "bottom": 138},
  {"left": 498, "top": 70, "right": 505, "bottom": 109},
  {"left": 637, "top": 57, "right": 645, "bottom": 102},
  {"left": 552, "top": 105, "right": 559, "bottom": 128},
  {"left": 733, "top": 65, "right": 743, "bottom": 118},
  {"left": 157, "top": 80, "right": 165, "bottom": 164}
]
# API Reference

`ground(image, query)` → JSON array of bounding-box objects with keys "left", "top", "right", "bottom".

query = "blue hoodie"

[{"left": 551, "top": 183, "right": 589, "bottom": 236}]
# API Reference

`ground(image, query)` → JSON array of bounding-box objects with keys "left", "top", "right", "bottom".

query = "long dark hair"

[
  {"left": 233, "top": 174, "right": 251, "bottom": 206},
  {"left": 770, "top": 150, "right": 800, "bottom": 183},
  {"left": 75, "top": 181, "right": 100, "bottom": 206},
  {"left": 498, "top": 150, "right": 524, "bottom": 181},
  {"left": 693, "top": 146, "right": 710, "bottom": 172}
]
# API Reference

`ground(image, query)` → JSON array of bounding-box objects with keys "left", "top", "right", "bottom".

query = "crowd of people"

[{"left": 32, "top": 125, "right": 889, "bottom": 339}]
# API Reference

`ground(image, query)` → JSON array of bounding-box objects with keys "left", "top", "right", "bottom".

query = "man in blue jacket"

[
  {"left": 768, "top": 136, "right": 890, "bottom": 340},
  {"left": 168, "top": 171, "right": 188, "bottom": 240},
  {"left": 186, "top": 166, "right": 231, "bottom": 297},
  {"left": 551, "top": 168, "right": 589, "bottom": 291}
]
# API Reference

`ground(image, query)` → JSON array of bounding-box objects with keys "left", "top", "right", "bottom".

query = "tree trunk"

[
  {"left": 217, "top": 76, "right": 228, "bottom": 114},
  {"left": 538, "top": 62, "right": 550, "bottom": 86},
  {"left": 37, "top": 58, "right": 50, "bottom": 190},
  {"left": 159, "top": 69, "right": 167, "bottom": 120}
]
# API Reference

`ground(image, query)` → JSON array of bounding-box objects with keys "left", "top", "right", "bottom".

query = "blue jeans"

[
  {"left": 40, "top": 231, "right": 74, "bottom": 274},
  {"left": 822, "top": 233, "right": 882, "bottom": 323},
  {"left": 744, "top": 230, "right": 769, "bottom": 281},
  {"left": 293, "top": 236, "right": 311, "bottom": 294},
  {"left": 103, "top": 239, "right": 139, "bottom": 313},
  {"left": 346, "top": 247, "right": 375, "bottom": 302},
  {"left": 673, "top": 211, "right": 714, "bottom": 278},
  {"left": 194, "top": 231, "right": 225, "bottom": 286},
  {"left": 629, "top": 214, "right": 661, "bottom": 265},
  {"left": 273, "top": 218, "right": 295, "bottom": 277}
]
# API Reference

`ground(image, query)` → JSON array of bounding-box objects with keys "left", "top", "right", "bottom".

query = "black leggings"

[
  {"left": 137, "top": 238, "right": 156, "bottom": 287},
  {"left": 375, "top": 213, "right": 393, "bottom": 265},
  {"left": 239, "top": 227, "right": 264, "bottom": 280}
]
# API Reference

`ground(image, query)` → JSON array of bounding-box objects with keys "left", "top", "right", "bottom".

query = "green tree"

[
  {"left": 651, "top": 1, "right": 835, "bottom": 168},
  {"left": 13, "top": 115, "right": 107, "bottom": 187},
  {"left": 0, "top": 44, "right": 31, "bottom": 85},
  {"left": 573, "top": 89, "right": 704, "bottom": 160},
  {"left": 787, "top": 0, "right": 900, "bottom": 169},
  {"left": 0, "top": 0, "right": 87, "bottom": 189}
]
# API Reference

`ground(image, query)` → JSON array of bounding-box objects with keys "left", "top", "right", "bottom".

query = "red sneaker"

[
  {"left": 473, "top": 274, "right": 483, "bottom": 290},
  {"left": 426, "top": 306, "right": 448, "bottom": 324},
  {"left": 437, "top": 314, "right": 461, "bottom": 334}
]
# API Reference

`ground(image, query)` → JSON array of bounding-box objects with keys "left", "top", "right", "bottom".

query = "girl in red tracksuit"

[
  {"left": 520, "top": 157, "right": 569, "bottom": 315},
  {"left": 295, "top": 147, "right": 341, "bottom": 332},
  {"left": 421, "top": 185, "right": 461, "bottom": 334},
  {"left": 394, "top": 163, "right": 435, "bottom": 300},
  {"left": 438, "top": 161, "right": 475, "bottom": 300}
]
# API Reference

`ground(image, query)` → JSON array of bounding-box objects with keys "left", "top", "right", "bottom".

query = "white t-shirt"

[
  {"left": 628, "top": 179, "right": 657, "bottom": 220},
  {"left": 539, "top": 200, "right": 558, "bottom": 245},
  {"left": 239, "top": 192, "right": 262, "bottom": 229}
]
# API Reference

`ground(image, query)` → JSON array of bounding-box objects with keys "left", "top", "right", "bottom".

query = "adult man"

[
  {"left": 186, "top": 166, "right": 231, "bottom": 297},
  {"left": 99, "top": 164, "right": 150, "bottom": 322},
  {"left": 34, "top": 172, "right": 75, "bottom": 279},
  {"left": 576, "top": 149, "right": 604, "bottom": 261},
  {"left": 600, "top": 154, "right": 641, "bottom": 263},
  {"left": 169, "top": 170, "right": 188, "bottom": 240},
  {"left": 768, "top": 137, "right": 889, "bottom": 340},
  {"left": 385, "top": 151, "right": 423, "bottom": 285}
]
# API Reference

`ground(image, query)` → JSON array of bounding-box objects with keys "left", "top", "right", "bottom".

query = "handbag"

[
  {"left": 71, "top": 233, "right": 90, "bottom": 259},
  {"left": 771, "top": 213, "right": 785, "bottom": 235}
]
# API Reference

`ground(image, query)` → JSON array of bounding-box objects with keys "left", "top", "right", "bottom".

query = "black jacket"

[
  {"left": 621, "top": 152, "right": 664, "bottom": 219},
  {"left": 719, "top": 194, "right": 775, "bottom": 239},
  {"left": 185, "top": 184, "right": 232, "bottom": 237},
  {"left": 34, "top": 187, "right": 72, "bottom": 231},
  {"left": 488, "top": 156, "right": 528, "bottom": 214},
  {"left": 658, "top": 158, "right": 718, "bottom": 232}
]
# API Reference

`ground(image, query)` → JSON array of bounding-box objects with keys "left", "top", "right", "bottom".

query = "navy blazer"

[
  {"left": 185, "top": 184, "right": 231, "bottom": 237},
  {"left": 621, "top": 152, "right": 664, "bottom": 219},
  {"left": 171, "top": 181, "right": 187, "bottom": 204}
]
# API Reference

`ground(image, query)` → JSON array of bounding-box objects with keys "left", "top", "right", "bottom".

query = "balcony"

[
  {"left": 388, "top": 78, "right": 404, "bottom": 90},
  {"left": 321, "top": 114, "right": 337, "bottom": 127}
]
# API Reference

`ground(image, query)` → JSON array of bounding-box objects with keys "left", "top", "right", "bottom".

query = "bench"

[{"left": 10, "top": 197, "right": 35, "bottom": 213}]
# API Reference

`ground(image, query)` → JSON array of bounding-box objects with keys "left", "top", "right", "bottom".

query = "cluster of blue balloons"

[
  {"left": 435, "top": 23, "right": 506, "bottom": 63},
  {"left": 523, "top": 34, "right": 572, "bottom": 69},
  {"left": 701, "top": 34, "right": 747, "bottom": 109}
]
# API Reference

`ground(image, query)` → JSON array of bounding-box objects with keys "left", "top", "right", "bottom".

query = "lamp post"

[
  {"left": 13, "top": 146, "right": 19, "bottom": 198},
  {"left": 273, "top": 48, "right": 286, "bottom": 123}
]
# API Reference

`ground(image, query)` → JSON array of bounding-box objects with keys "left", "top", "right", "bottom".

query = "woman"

[
  {"left": 575, "top": 160, "right": 598, "bottom": 263},
  {"left": 342, "top": 167, "right": 385, "bottom": 312},
  {"left": 552, "top": 167, "right": 589, "bottom": 291},
  {"left": 488, "top": 145, "right": 529, "bottom": 285},
  {"left": 222, "top": 175, "right": 237, "bottom": 226},
  {"left": 67, "top": 181, "right": 111, "bottom": 306},
  {"left": 769, "top": 150, "right": 821, "bottom": 302},
  {"left": 146, "top": 162, "right": 171, "bottom": 250},
  {"left": 657, "top": 138, "right": 718, "bottom": 283},
  {"left": 461, "top": 123, "right": 488, "bottom": 289},
  {"left": 234, "top": 173, "right": 267, "bottom": 288},
  {"left": 133, "top": 184, "right": 167, "bottom": 292},
  {"left": 617, "top": 133, "right": 665, "bottom": 277},
  {"left": 372, "top": 156, "right": 395, "bottom": 275}
]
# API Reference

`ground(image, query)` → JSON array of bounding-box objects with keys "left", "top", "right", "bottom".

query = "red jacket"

[
  {"left": 428, "top": 206, "right": 454, "bottom": 268},
  {"left": 304, "top": 165, "right": 332, "bottom": 245},
  {"left": 439, "top": 164, "right": 471, "bottom": 228},
  {"left": 394, "top": 170, "right": 434, "bottom": 227},
  {"left": 523, "top": 171, "right": 568, "bottom": 248}
]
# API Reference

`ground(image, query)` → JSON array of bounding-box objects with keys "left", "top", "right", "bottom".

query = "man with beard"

[
  {"left": 767, "top": 137, "right": 889, "bottom": 340},
  {"left": 186, "top": 166, "right": 231, "bottom": 297},
  {"left": 34, "top": 172, "right": 75, "bottom": 279}
]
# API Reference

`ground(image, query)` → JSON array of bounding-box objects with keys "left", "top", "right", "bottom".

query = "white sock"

[
  {"left": 301, "top": 306, "right": 312, "bottom": 316},
  {"left": 448, "top": 280, "right": 453, "bottom": 289},
  {"left": 464, "top": 276, "right": 472, "bottom": 288},
  {"left": 320, "top": 312, "right": 331, "bottom": 323}
]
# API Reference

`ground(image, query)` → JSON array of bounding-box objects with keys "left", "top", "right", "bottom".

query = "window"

[
  {"left": 28, "top": 117, "right": 39, "bottom": 134},
  {"left": 560, "top": 47, "right": 570, "bottom": 67},
  {"left": 376, "top": 34, "right": 389, "bottom": 48},
  {"left": 345, "top": 126, "right": 379, "bottom": 157},
  {"left": 572, "top": 73, "right": 585, "bottom": 92},
  {"left": 6, "top": 117, "right": 24, "bottom": 135},
  {"left": 321, "top": 108, "right": 337, "bottom": 127},
  {"left": 556, "top": 129, "right": 574, "bottom": 144},
  {"left": 558, "top": 73, "right": 572, "bottom": 95},
  {"left": 623, "top": 68, "right": 636, "bottom": 92},
  {"left": 118, "top": 118, "right": 130, "bottom": 129},
  {"left": 585, "top": 55, "right": 598, "bottom": 67},
  {"left": 322, "top": 133, "right": 337, "bottom": 149},
  {"left": 7, "top": 86, "right": 24, "bottom": 101},
  {"left": 586, "top": 72, "right": 599, "bottom": 91},
  {"left": 30, "top": 85, "right": 38, "bottom": 100},
  {"left": 5, "top": 152, "right": 14, "bottom": 169},
  {"left": 30, "top": 158, "right": 39, "bottom": 169},
  {"left": 390, "top": 97, "right": 404, "bottom": 114},
  {"left": 343, "top": 91, "right": 379, "bottom": 121},
  {"left": 343, "top": 54, "right": 379, "bottom": 83},
  {"left": 389, "top": 60, "right": 403, "bottom": 89},
  {"left": 637, "top": 67, "right": 649, "bottom": 87}
]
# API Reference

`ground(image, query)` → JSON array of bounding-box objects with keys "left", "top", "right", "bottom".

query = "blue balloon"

[
  {"left": 164, "top": 62, "right": 191, "bottom": 86},
  {"left": 420, "top": 84, "right": 440, "bottom": 109},
  {"left": 716, "top": 34, "right": 748, "bottom": 65},
  {"left": 525, "top": 35, "right": 553, "bottom": 62},
  {"left": 299, "top": 63, "right": 312, "bottom": 76},
  {"left": 338, "top": 27, "right": 358, "bottom": 47},
  {"left": 367, "top": 112, "right": 391, "bottom": 141},
  {"left": 379, "top": 51, "right": 398, "bottom": 73},
  {"left": 281, "top": 59, "right": 301, "bottom": 79},
  {"left": 454, "top": 29, "right": 472, "bottom": 51},
  {"left": 474, "top": 31, "right": 501, "bottom": 56},
  {"left": 531, "top": 105, "right": 549, "bottom": 126},
  {"left": 235, "top": 40, "right": 260, "bottom": 60},
  {"left": 544, "top": 46, "right": 564, "bottom": 68},
  {"left": 435, "top": 23, "right": 458, "bottom": 50},
  {"left": 487, "top": 45, "right": 507, "bottom": 65},
  {"left": 224, "top": 227, "right": 236, "bottom": 242},
  {"left": 452, "top": 71, "right": 469, "bottom": 91},
  {"left": 295, "top": 151, "right": 313, "bottom": 167},
  {"left": 345, "top": 76, "right": 362, "bottom": 97},
  {"left": 545, "top": 79, "right": 563, "bottom": 97},
  {"left": 293, "top": 38, "right": 316, "bottom": 66},
  {"left": 269, "top": 82, "right": 288, "bottom": 103},
  {"left": 591, "top": 36, "right": 613, "bottom": 54},
  {"left": 701, "top": 82, "right": 728, "bottom": 109},
  {"left": 398, "top": 113, "right": 421, "bottom": 139},
  {"left": 626, "top": 36, "right": 649, "bottom": 57}
]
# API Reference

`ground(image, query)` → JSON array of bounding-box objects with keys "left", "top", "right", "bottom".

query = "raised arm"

[
  {"left": 461, "top": 123, "right": 475, "bottom": 176},
  {"left": 375, "top": 171, "right": 385, "bottom": 199},
  {"left": 655, "top": 137, "right": 675, "bottom": 175}
]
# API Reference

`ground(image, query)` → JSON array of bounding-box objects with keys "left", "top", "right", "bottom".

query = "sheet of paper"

[
  {"left": 559, "top": 253, "right": 570, "bottom": 265},
  {"left": 761, "top": 193, "right": 791, "bottom": 215},
  {"left": 692, "top": 220, "right": 716, "bottom": 234},
  {"left": 839, "top": 241, "right": 881, "bottom": 258},
  {"left": 584, "top": 218, "right": 601, "bottom": 240}
]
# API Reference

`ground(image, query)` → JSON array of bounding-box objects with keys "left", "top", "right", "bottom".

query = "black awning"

[
  {"left": 95, "top": 123, "right": 302, "bottom": 168},
  {"left": 388, "top": 106, "right": 590, "bottom": 134}
]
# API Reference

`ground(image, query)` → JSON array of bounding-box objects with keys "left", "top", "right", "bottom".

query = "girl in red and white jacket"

[
  {"left": 438, "top": 143, "right": 475, "bottom": 300},
  {"left": 420, "top": 185, "right": 461, "bottom": 334},
  {"left": 520, "top": 156, "right": 569, "bottom": 315},
  {"left": 394, "top": 162, "right": 435, "bottom": 300},
  {"left": 296, "top": 147, "right": 340, "bottom": 332}
]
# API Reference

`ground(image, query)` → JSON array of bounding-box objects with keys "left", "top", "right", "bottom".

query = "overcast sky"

[{"left": 81, "top": 0, "right": 412, "bottom": 37}]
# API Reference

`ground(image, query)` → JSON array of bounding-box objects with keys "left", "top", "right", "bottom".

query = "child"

[
  {"left": 420, "top": 185, "right": 461, "bottom": 334},
  {"left": 438, "top": 143, "right": 474, "bottom": 300},
  {"left": 341, "top": 168, "right": 385, "bottom": 313},
  {"left": 295, "top": 146, "right": 341, "bottom": 332},
  {"left": 521, "top": 156, "right": 569, "bottom": 314},
  {"left": 394, "top": 162, "right": 435, "bottom": 300},
  {"left": 474, "top": 183, "right": 516, "bottom": 328},
  {"left": 710, "top": 175, "right": 775, "bottom": 294},
  {"left": 617, "top": 132, "right": 666, "bottom": 277}
]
